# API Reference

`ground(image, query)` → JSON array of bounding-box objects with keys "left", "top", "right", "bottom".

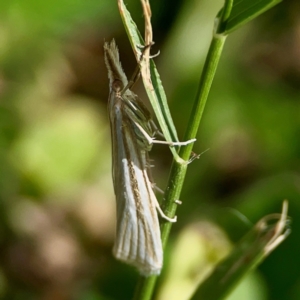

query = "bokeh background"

[{"left": 1, "top": 0, "right": 300, "bottom": 299}]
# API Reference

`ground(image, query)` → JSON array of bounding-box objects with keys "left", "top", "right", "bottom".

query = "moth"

[{"left": 104, "top": 40, "right": 190, "bottom": 275}]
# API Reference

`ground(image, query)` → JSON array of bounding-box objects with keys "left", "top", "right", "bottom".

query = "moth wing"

[
  {"left": 111, "top": 105, "right": 163, "bottom": 276},
  {"left": 113, "top": 177, "right": 163, "bottom": 276}
]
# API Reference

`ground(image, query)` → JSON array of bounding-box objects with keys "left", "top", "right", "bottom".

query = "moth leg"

[
  {"left": 152, "top": 184, "right": 164, "bottom": 195},
  {"left": 137, "top": 43, "right": 160, "bottom": 58},
  {"left": 121, "top": 42, "right": 154, "bottom": 94},
  {"left": 134, "top": 121, "right": 196, "bottom": 147},
  {"left": 149, "top": 50, "right": 160, "bottom": 59},
  {"left": 121, "top": 65, "right": 141, "bottom": 93},
  {"left": 136, "top": 42, "right": 154, "bottom": 53},
  {"left": 150, "top": 120, "right": 164, "bottom": 138},
  {"left": 150, "top": 120, "right": 197, "bottom": 147},
  {"left": 134, "top": 121, "right": 196, "bottom": 165},
  {"left": 154, "top": 198, "right": 177, "bottom": 223}
]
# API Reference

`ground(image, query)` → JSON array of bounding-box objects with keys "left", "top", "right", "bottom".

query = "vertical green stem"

[
  {"left": 181, "top": 33, "right": 227, "bottom": 159},
  {"left": 133, "top": 31, "right": 227, "bottom": 300},
  {"left": 162, "top": 32, "right": 227, "bottom": 245},
  {"left": 133, "top": 276, "right": 156, "bottom": 300}
]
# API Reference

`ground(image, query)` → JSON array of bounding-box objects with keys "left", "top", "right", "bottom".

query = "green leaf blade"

[
  {"left": 222, "top": 0, "right": 283, "bottom": 34},
  {"left": 189, "top": 203, "right": 290, "bottom": 300},
  {"left": 118, "top": 0, "right": 179, "bottom": 144}
]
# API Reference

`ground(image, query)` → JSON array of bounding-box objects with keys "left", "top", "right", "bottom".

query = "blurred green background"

[{"left": 0, "top": 0, "right": 299, "bottom": 299}]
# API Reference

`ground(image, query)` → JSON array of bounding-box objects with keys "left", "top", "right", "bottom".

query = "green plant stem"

[
  {"left": 133, "top": 276, "right": 156, "bottom": 300},
  {"left": 181, "top": 34, "right": 227, "bottom": 159},
  {"left": 133, "top": 31, "right": 227, "bottom": 300}
]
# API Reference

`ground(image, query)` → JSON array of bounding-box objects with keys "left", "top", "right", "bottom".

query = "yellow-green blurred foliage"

[{"left": 0, "top": 0, "right": 300, "bottom": 299}]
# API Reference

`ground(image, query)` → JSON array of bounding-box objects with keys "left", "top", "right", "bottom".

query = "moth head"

[{"left": 112, "top": 79, "right": 124, "bottom": 93}]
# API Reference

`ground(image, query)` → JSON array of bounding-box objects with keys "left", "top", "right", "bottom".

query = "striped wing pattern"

[{"left": 104, "top": 40, "right": 163, "bottom": 275}]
